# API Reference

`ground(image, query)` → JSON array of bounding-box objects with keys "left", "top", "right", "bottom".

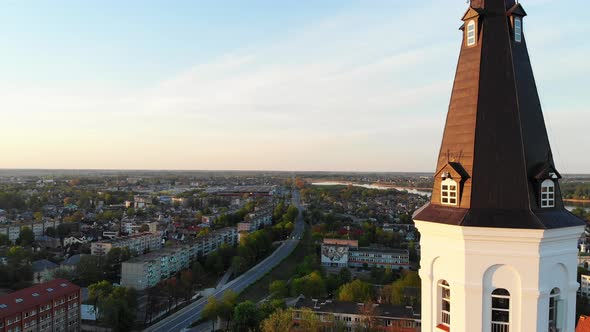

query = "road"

[{"left": 144, "top": 189, "right": 305, "bottom": 332}]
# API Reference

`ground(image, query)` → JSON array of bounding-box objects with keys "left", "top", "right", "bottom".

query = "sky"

[{"left": 0, "top": 0, "right": 589, "bottom": 172}]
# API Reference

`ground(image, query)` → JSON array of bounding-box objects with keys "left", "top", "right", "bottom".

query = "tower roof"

[{"left": 414, "top": 1, "right": 584, "bottom": 229}]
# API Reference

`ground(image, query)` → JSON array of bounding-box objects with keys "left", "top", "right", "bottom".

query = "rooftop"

[
  {"left": 0, "top": 279, "right": 80, "bottom": 318},
  {"left": 294, "top": 298, "right": 419, "bottom": 319}
]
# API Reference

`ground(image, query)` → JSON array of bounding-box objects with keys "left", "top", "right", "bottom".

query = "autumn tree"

[
  {"left": 337, "top": 279, "right": 374, "bottom": 302},
  {"left": 380, "top": 271, "right": 421, "bottom": 305},
  {"left": 233, "top": 301, "right": 262, "bottom": 331},
  {"left": 202, "top": 297, "right": 219, "bottom": 331},
  {"left": 269, "top": 280, "right": 288, "bottom": 299},
  {"left": 261, "top": 308, "right": 294, "bottom": 332},
  {"left": 219, "top": 290, "right": 238, "bottom": 330}
]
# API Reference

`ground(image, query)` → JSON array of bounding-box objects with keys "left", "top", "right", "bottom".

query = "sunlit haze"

[{"left": 1, "top": 0, "right": 589, "bottom": 172}]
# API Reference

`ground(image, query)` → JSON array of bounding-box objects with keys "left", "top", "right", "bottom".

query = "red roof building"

[
  {"left": 0, "top": 279, "right": 81, "bottom": 332},
  {"left": 577, "top": 316, "right": 590, "bottom": 332}
]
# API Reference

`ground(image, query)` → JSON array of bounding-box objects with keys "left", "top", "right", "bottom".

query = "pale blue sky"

[{"left": 1, "top": 0, "right": 589, "bottom": 172}]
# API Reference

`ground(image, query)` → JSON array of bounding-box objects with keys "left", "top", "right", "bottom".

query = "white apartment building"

[
  {"left": 121, "top": 227, "right": 237, "bottom": 290},
  {"left": 90, "top": 232, "right": 162, "bottom": 256},
  {"left": 0, "top": 220, "right": 62, "bottom": 243}
]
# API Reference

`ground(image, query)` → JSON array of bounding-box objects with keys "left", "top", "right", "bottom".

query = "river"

[
  {"left": 311, "top": 181, "right": 432, "bottom": 197},
  {"left": 311, "top": 181, "right": 589, "bottom": 212}
]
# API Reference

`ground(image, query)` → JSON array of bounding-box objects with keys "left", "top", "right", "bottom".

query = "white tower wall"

[{"left": 416, "top": 220, "right": 583, "bottom": 332}]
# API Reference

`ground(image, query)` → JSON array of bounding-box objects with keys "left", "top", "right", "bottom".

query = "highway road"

[{"left": 144, "top": 189, "right": 305, "bottom": 332}]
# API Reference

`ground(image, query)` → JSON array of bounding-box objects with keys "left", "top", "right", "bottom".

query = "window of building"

[
  {"left": 491, "top": 289, "right": 510, "bottom": 332},
  {"left": 439, "top": 280, "right": 451, "bottom": 328},
  {"left": 541, "top": 179, "right": 555, "bottom": 208},
  {"left": 549, "top": 288, "right": 560, "bottom": 331},
  {"left": 514, "top": 17, "right": 522, "bottom": 42},
  {"left": 467, "top": 20, "right": 476, "bottom": 46},
  {"left": 441, "top": 179, "right": 458, "bottom": 206}
]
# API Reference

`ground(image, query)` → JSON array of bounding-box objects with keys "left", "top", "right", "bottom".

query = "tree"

[
  {"left": 219, "top": 290, "right": 238, "bottom": 329},
  {"left": 57, "top": 223, "right": 72, "bottom": 239},
  {"left": 380, "top": 271, "right": 421, "bottom": 305},
  {"left": 77, "top": 255, "right": 103, "bottom": 285},
  {"left": 297, "top": 308, "right": 321, "bottom": 332},
  {"left": 105, "top": 247, "right": 131, "bottom": 280},
  {"left": 0, "top": 234, "right": 9, "bottom": 246},
  {"left": 17, "top": 227, "right": 34, "bottom": 246},
  {"left": 88, "top": 280, "right": 113, "bottom": 307},
  {"left": 190, "top": 261, "right": 205, "bottom": 288},
  {"left": 195, "top": 211, "right": 203, "bottom": 222},
  {"left": 33, "top": 211, "right": 43, "bottom": 222},
  {"left": 233, "top": 301, "right": 261, "bottom": 331},
  {"left": 179, "top": 270, "right": 194, "bottom": 299},
  {"left": 261, "top": 308, "right": 293, "bottom": 332},
  {"left": 45, "top": 227, "right": 56, "bottom": 238},
  {"left": 269, "top": 280, "right": 288, "bottom": 299},
  {"left": 231, "top": 255, "right": 248, "bottom": 274},
  {"left": 337, "top": 279, "right": 374, "bottom": 302},
  {"left": 202, "top": 297, "right": 219, "bottom": 331},
  {"left": 47, "top": 267, "right": 76, "bottom": 281},
  {"left": 139, "top": 224, "right": 149, "bottom": 232},
  {"left": 338, "top": 267, "right": 352, "bottom": 284},
  {"left": 259, "top": 299, "right": 286, "bottom": 319},
  {"left": 205, "top": 251, "right": 224, "bottom": 275},
  {"left": 96, "top": 285, "right": 137, "bottom": 332}
]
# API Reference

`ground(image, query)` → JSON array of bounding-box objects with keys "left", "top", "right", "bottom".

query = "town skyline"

[{"left": 1, "top": 0, "right": 589, "bottom": 172}]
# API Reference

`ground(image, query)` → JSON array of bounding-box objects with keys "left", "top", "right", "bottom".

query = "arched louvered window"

[
  {"left": 549, "top": 288, "right": 561, "bottom": 332},
  {"left": 541, "top": 179, "right": 555, "bottom": 208},
  {"left": 439, "top": 280, "right": 451, "bottom": 328},
  {"left": 467, "top": 20, "right": 476, "bottom": 46},
  {"left": 491, "top": 289, "right": 510, "bottom": 332},
  {"left": 514, "top": 17, "right": 522, "bottom": 43}
]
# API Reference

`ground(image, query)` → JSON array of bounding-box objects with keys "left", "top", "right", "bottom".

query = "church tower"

[{"left": 413, "top": 1, "right": 585, "bottom": 331}]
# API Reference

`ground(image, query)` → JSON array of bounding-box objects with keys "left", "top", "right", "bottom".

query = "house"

[
  {"left": 63, "top": 236, "right": 87, "bottom": 247},
  {"left": 32, "top": 259, "right": 59, "bottom": 283}
]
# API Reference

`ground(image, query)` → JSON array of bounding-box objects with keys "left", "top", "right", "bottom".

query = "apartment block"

[
  {"left": 90, "top": 232, "right": 162, "bottom": 256},
  {"left": 293, "top": 298, "right": 420, "bottom": 332},
  {"left": 121, "top": 227, "right": 237, "bottom": 290},
  {"left": 0, "top": 279, "right": 81, "bottom": 332}
]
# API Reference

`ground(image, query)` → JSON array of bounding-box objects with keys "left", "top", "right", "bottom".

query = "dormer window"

[
  {"left": 467, "top": 20, "right": 476, "bottom": 46},
  {"left": 541, "top": 179, "right": 555, "bottom": 208},
  {"left": 441, "top": 178, "right": 458, "bottom": 206},
  {"left": 514, "top": 17, "right": 522, "bottom": 42}
]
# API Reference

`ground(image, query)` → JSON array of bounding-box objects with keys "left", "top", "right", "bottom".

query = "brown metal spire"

[{"left": 414, "top": 1, "right": 584, "bottom": 229}]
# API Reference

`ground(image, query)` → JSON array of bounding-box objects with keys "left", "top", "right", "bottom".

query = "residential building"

[
  {"left": 236, "top": 205, "right": 273, "bottom": 233},
  {"left": 0, "top": 279, "right": 81, "bottom": 332},
  {"left": 0, "top": 220, "right": 62, "bottom": 243},
  {"left": 348, "top": 247, "right": 409, "bottom": 269},
  {"left": 63, "top": 236, "right": 87, "bottom": 247},
  {"left": 90, "top": 232, "right": 162, "bottom": 256},
  {"left": 581, "top": 275, "right": 590, "bottom": 298},
  {"left": 413, "top": 1, "right": 585, "bottom": 331},
  {"left": 121, "top": 227, "right": 237, "bottom": 290},
  {"left": 133, "top": 195, "right": 152, "bottom": 209},
  {"left": 293, "top": 298, "right": 420, "bottom": 332},
  {"left": 32, "top": 260, "right": 59, "bottom": 284},
  {"left": 321, "top": 239, "right": 408, "bottom": 270}
]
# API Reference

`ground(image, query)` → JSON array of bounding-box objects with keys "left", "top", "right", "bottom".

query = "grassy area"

[{"left": 238, "top": 223, "right": 314, "bottom": 303}]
